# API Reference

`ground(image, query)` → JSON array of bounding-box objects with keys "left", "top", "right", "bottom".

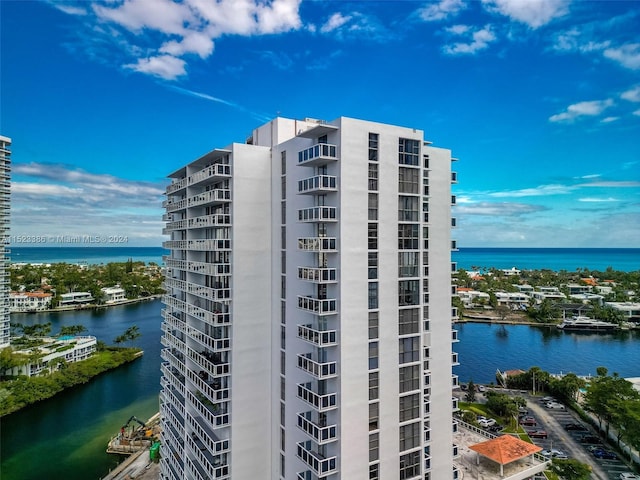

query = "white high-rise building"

[
  {"left": 160, "top": 117, "right": 460, "bottom": 480},
  {"left": 0, "top": 135, "right": 10, "bottom": 349}
]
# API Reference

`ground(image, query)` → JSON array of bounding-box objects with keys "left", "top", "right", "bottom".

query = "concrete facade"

[
  {"left": 0, "top": 135, "right": 10, "bottom": 348},
  {"left": 160, "top": 117, "right": 459, "bottom": 480}
]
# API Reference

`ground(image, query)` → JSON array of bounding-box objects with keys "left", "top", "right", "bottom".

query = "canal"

[{"left": 2, "top": 300, "right": 639, "bottom": 479}]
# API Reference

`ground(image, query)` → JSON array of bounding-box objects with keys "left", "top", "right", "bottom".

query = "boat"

[{"left": 557, "top": 315, "right": 617, "bottom": 331}]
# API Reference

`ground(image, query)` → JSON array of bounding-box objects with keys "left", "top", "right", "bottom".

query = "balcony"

[
  {"left": 296, "top": 440, "right": 338, "bottom": 477},
  {"left": 298, "top": 175, "right": 337, "bottom": 195},
  {"left": 451, "top": 171, "right": 458, "bottom": 184},
  {"left": 166, "top": 178, "right": 187, "bottom": 195},
  {"left": 298, "top": 206, "right": 337, "bottom": 223},
  {"left": 297, "top": 324, "right": 337, "bottom": 347},
  {"left": 188, "top": 164, "right": 231, "bottom": 187},
  {"left": 188, "top": 214, "right": 231, "bottom": 229},
  {"left": 298, "top": 237, "right": 337, "bottom": 252},
  {"left": 452, "top": 352, "right": 459, "bottom": 366},
  {"left": 163, "top": 239, "right": 231, "bottom": 251},
  {"left": 451, "top": 329, "right": 459, "bottom": 343},
  {"left": 297, "top": 382, "right": 337, "bottom": 412},
  {"left": 297, "top": 143, "right": 338, "bottom": 167},
  {"left": 297, "top": 411, "right": 338, "bottom": 444},
  {"left": 298, "top": 267, "right": 337, "bottom": 283},
  {"left": 297, "top": 353, "right": 337, "bottom": 380},
  {"left": 187, "top": 189, "right": 231, "bottom": 208},
  {"left": 298, "top": 296, "right": 337, "bottom": 315}
]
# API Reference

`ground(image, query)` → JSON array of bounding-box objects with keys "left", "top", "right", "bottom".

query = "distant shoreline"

[{"left": 12, "top": 295, "right": 162, "bottom": 315}]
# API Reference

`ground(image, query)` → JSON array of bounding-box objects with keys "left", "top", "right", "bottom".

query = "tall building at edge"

[
  {"left": 160, "top": 117, "right": 461, "bottom": 480},
  {"left": 0, "top": 135, "right": 10, "bottom": 349}
]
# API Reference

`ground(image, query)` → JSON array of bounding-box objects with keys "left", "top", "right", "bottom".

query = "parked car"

[
  {"left": 545, "top": 402, "right": 566, "bottom": 410},
  {"left": 488, "top": 424, "right": 503, "bottom": 433},
  {"left": 528, "top": 430, "right": 548, "bottom": 439},
  {"left": 540, "top": 396, "right": 556, "bottom": 403},
  {"left": 519, "top": 416, "right": 537, "bottom": 426},
  {"left": 579, "top": 435, "right": 601, "bottom": 444},
  {"left": 587, "top": 444, "right": 604, "bottom": 452},
  {"left": 553, "top": 454, "right": 569, "bottom": 460},
  {"left": 479, "top": 418, "right": 496, "bottom": 428},
  {"left": 619, "top": 473, "right": 640, "bottom": 480},
  {"left": 564, "top": 422, "right": 587, "bottom": 431},
  {"left": 592, "top": 449, "right": 617, "bottom": 460}
]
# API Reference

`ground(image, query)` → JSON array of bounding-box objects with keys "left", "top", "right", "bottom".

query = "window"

[
  {"left": 399, "top": 138, "right": 420, "bottom": 166},
  {"left": 369, "top": 133, "right": 379, "bottom": 162},
  {"left": 368, "top": 252, "right": 378, "bottom": 279},
  {"left": 369, "top": 432, "right": 379, "bottom": 462},
  {"left": 398, "top": 196, "right": 419, "bottom": 222},
  {"left": 281, "top": 201, "right": 286, "bottom": 223},
  {"left": 369, "top": 372, "right": 379, "bottom": 400},
  {"left": 369, "top": 341, "right": 379, "bottom": 370},
  {"left": 399, "top": 308, "right": 419, "bottom": 335},
  {"left": 368, "top": 193, "right": 378, "bottom": 220},
  {"left": 399, "top": 336, "right": 419, "bottom": 364},
  {"left": 399, "top": 167, "right": 419, "bottom": 194},
  {"left": 281, "top": 226, "right": 286, "bottom": 249},
  {"left": 368, "top": 223, "right": 378, "bottom": 250},
  {"left": 398, "top": 252, "right": 419, "bottom": 277},
  {"left": 369, "top": 463, "right": 379, "bottom": 480},
  {"left": 399, "top": 451, "right": 420, "bottom": 479},
  {"left": 399, "top": 422, "right": 420, "bottom": 451},
  {"left": 369, "top": 402, "right": 379, "bottom": 430},
  {"left": 399, "top": 280, "right": 419, "bottom": 306},
  {"left": 398, "top": 224, "right": 419, "bottom": 250},
  {"left": 281, "top": 150, "right": 286, "bottom": 175},
  {"left": 318, "top": 134, "right": 328, "bottom": 143},
  {"left": 399, "top": 393, "right": 420, "bottom": 422},
  {"left": 368, "top": 282, "right": 378, "bottom": 309},
  {"left": 368, "top": 312, "right": 379, "bottom": 340},
  {"left": 399, "top": 365, "right": 420, "bottom": 393},
  {"left": 281, "top": 176, "right": 286, "bottom": 199},
  {"left": 368, "top": 163, "right": 378, "bottom": 190},
  {"left": 281, "top": 251, "right": 286, "bottom": 274}
]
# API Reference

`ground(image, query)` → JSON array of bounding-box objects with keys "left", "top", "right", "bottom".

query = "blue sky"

[{"left": 2, "top": 0, "right": 639, "bottom": 248}]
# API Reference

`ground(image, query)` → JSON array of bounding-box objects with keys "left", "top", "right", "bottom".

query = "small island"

[{"left": 0, "top": 324, "right": 143, "bottom": 417}]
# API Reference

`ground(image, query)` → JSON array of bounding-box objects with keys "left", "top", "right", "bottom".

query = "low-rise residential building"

[
  {"left": 457, "top": 288, "right": 491, "bottom": 307},
  {"left": 101, "top": 286, "right": 126, "bottom": 304},
  {"left": 606, "top": 302, "right": 640, "bottom": 324},
  {"left": 531, "top": 286, "right": 566, "bottom": 303},
  {"left": 5, "top": 335, "right": 97, "bottom": 377},
  {"left": 494, "top": 291, "right": 530, "bottom": 310},
  {"left": 501, "top": 267, "right": 521, "bottom": 276},
  {"left": 514, "top": 284, "right": 534, "bottom": 294},
  {"left": 59, "top": 292, "right": 94, "bottom": 306},
  {"left": 9, "top": 291, "right": 53, "bottom": 312},
  {"left": 568, "top": 293, "right": 604, "bottom": 305},
  {"left": 566, "top": 283, "right": 592, "bottom": 295}
]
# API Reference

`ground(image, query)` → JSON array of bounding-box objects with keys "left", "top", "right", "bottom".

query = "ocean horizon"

[{"left": 9, "top": 246, "right": 640, "bottom": 272}]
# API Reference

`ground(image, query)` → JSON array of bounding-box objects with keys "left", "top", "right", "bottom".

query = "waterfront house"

[
  {"left": 457, "top": 288, "right": 491, "bottom": 307},
  {"left": 606, "top": 302, "right": 640, "bottom": 324},
  {"left": 494, "top": 291, "right": 530, "bottom": 310},
  {"left": 9, "top": 291, "right": 53, "bottom": 312},
  {"left": 531, "top": 286, "right": 566, "bottom": 304},
  {"left": 59, "top": 291, "right": 94, "bottom": 306},
  {"left": 101, "top": 286, "right": 126, "bottom": 304}
]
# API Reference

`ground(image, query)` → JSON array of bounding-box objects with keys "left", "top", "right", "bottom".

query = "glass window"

[
  {"left": 399, "top": 138, "right": 420, "bottom": 166},
  {"left": 368, "top": 252, "right": 378, "bottom": 279},
  {"left": 369, "top": 341, "right": 379, "bottom": 370},
  {"left": 399, "top": 393, "right": 420, "bottom": 422},
  {"left": 369, "top": 402, "right": 379, "bottom": 430},
  {"left": 399, "top": 167, "right": 419, "bottom": 194},
  {"left": 368, "top": 223, "right": 378, "bottom": 250},
  {"left": 368, "top": 312, "right": 379, "bottom": 340},
  {"left": 399, "top": 422, "right": 420, "bottom": 451},
  {"left": 368, "top": 193, "right": 378, "bottom": 220},
  {"left": 399, "top": 365, "right": 420, "bottom": 393},
  {"left": 369, "top": 463, "right": 379, "bottom": 480},
  {"left": 369, "top": 432, "right": 379, "bottom": 462},
  {"left": 399, "top": 336, "right": 419, "bottom": 364},
  {"left": 368, "top": 163, "right": 378, "bottom": 191},
  {"left": 368, "top": 282, "right": 378, "bottom": 309},
  {"left": 399, "top": 308, "right": 420, "bottom": 335},
  {"left": 399, "top": 280, "right": 419, "bottom": 306},
  {"left": 398, "top": 252, "right": 419, "bottom": 277},
  {"left": 399, "top": 450, "right": 421, "bottom": 479},
  {"left": 281, "top": 150, "right": 286, "bottom": 175},
  {"left": 398, "top": 224, "right": 419, "bottom": 250},
  {"left": 398, "top": 196, "right": 418, "bottom": 222},
  {"left": 369, "top": 371, "right": 379, "bottom": 400}
]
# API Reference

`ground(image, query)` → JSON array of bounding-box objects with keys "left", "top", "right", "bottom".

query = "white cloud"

[
  {"left": 418, "top": 0, "right": 466, "bottom": 22},
  {"left": 578, "top": 197, "right": 619, "bottom": 202},
  {"left": 621, "top": 85, "right": 640, "bottom": 102},
  {"left": 53, "top": 4, "right": 88, "bottom": 16},
  {"left": 125, "top": 55, "right": 187, "bottom": 80},
  {"left": 482, "top": 0, "right": 569, "bottom": 29},
  {"left": 488, "top": 184, "right": 575, "bottom": 198},
  {"left": 159, "top": 32, "right": 215, "bottom": 58},
  {"left": 601, "top": 116, "right": 619, "bottom": 123},
  {"left": 93, "top": 0, "right": 192, "bottom": 35},
  {"left": 580, "top": 180, "right": 640, "bottom": 188},
  {"left": 443, "top": 25, "right": 496, "bottom": 55},
  {"left": 446, "top": 25, "right": 471, "bottom": 35},
  {"left": 320, "top": 13, "right": 352, "bottom": 33},
  {"left": 633, "top": 109, "right": 640, "bottom": 117},
  {"left": 455, "top": 202, "right": 547, "bottom": 216},
  {"left": 549, "top": 99, "right": 614, "bottom": 123},
  {"left": 603, "top": 43, "right": 640, "bottom": 70},
  {"left": 12, "top": 182, "right": 84, "bottom": 197}
]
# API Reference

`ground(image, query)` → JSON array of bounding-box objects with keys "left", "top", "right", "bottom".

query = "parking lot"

[{"left": 518, "top": 392, "right": 637, "bottom": 480}]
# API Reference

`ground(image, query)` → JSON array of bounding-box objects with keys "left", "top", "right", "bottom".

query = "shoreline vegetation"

[{"left": 0, "top": 346, "right": 143, "bottom": 417}]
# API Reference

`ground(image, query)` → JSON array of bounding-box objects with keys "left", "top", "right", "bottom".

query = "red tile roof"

[{"left": 469, "top": 435, "right": 542, "bottom": 465}]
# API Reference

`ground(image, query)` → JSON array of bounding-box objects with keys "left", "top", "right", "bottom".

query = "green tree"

[
  {"left": 465, "top": 380, "right": 477, "bottom": 403},
  {"left": 114, "top": 325, "right": 141, "bottom": 346},
  {"left": 550, "top": 458, "right": 592, "bottom": 480},
  {"left": 59, "top": 325, "right": 87, "bottom": 337}
]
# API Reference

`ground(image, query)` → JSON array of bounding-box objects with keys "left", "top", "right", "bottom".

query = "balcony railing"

[
  {"left": 297, "top": 353, "right": 337, "bottom": 380},
  {"left": 298, "top": 206, "right": 337, "bottom": 223},
  {"left": 297, "top": 267, "right": 337, "bottom": 283},
  {"left": 297, "top": 383, "right": 337, "bottom": 412},
  {"left": 166, "top": 178, "right": 187, "bottom": 194},
  {"left": 297, "top": 143, "right": 338, "bottom": 167},
  {"left": 298, "top": 175, "right": 337, "bottom": 195},
  {"left": 188, "top": 164, "right": 231, "bottom": 187},
  {"left": 163, "top": 239, "right": 231, "bottom": 251},
  {"left": 297, "top": 324, "right": 337, "bottom": 347},
  {"left": 297, "top": 411, "right": 338, "bottom": 444},
  {"left": 297, "top": 296, "right": 337, "bottom": 315},
  {"left": 296, "top": 441, "right": 338, "bottom": 477},
  {"left": 298, "top": 237, "right": 337, "bottom": 252}
]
